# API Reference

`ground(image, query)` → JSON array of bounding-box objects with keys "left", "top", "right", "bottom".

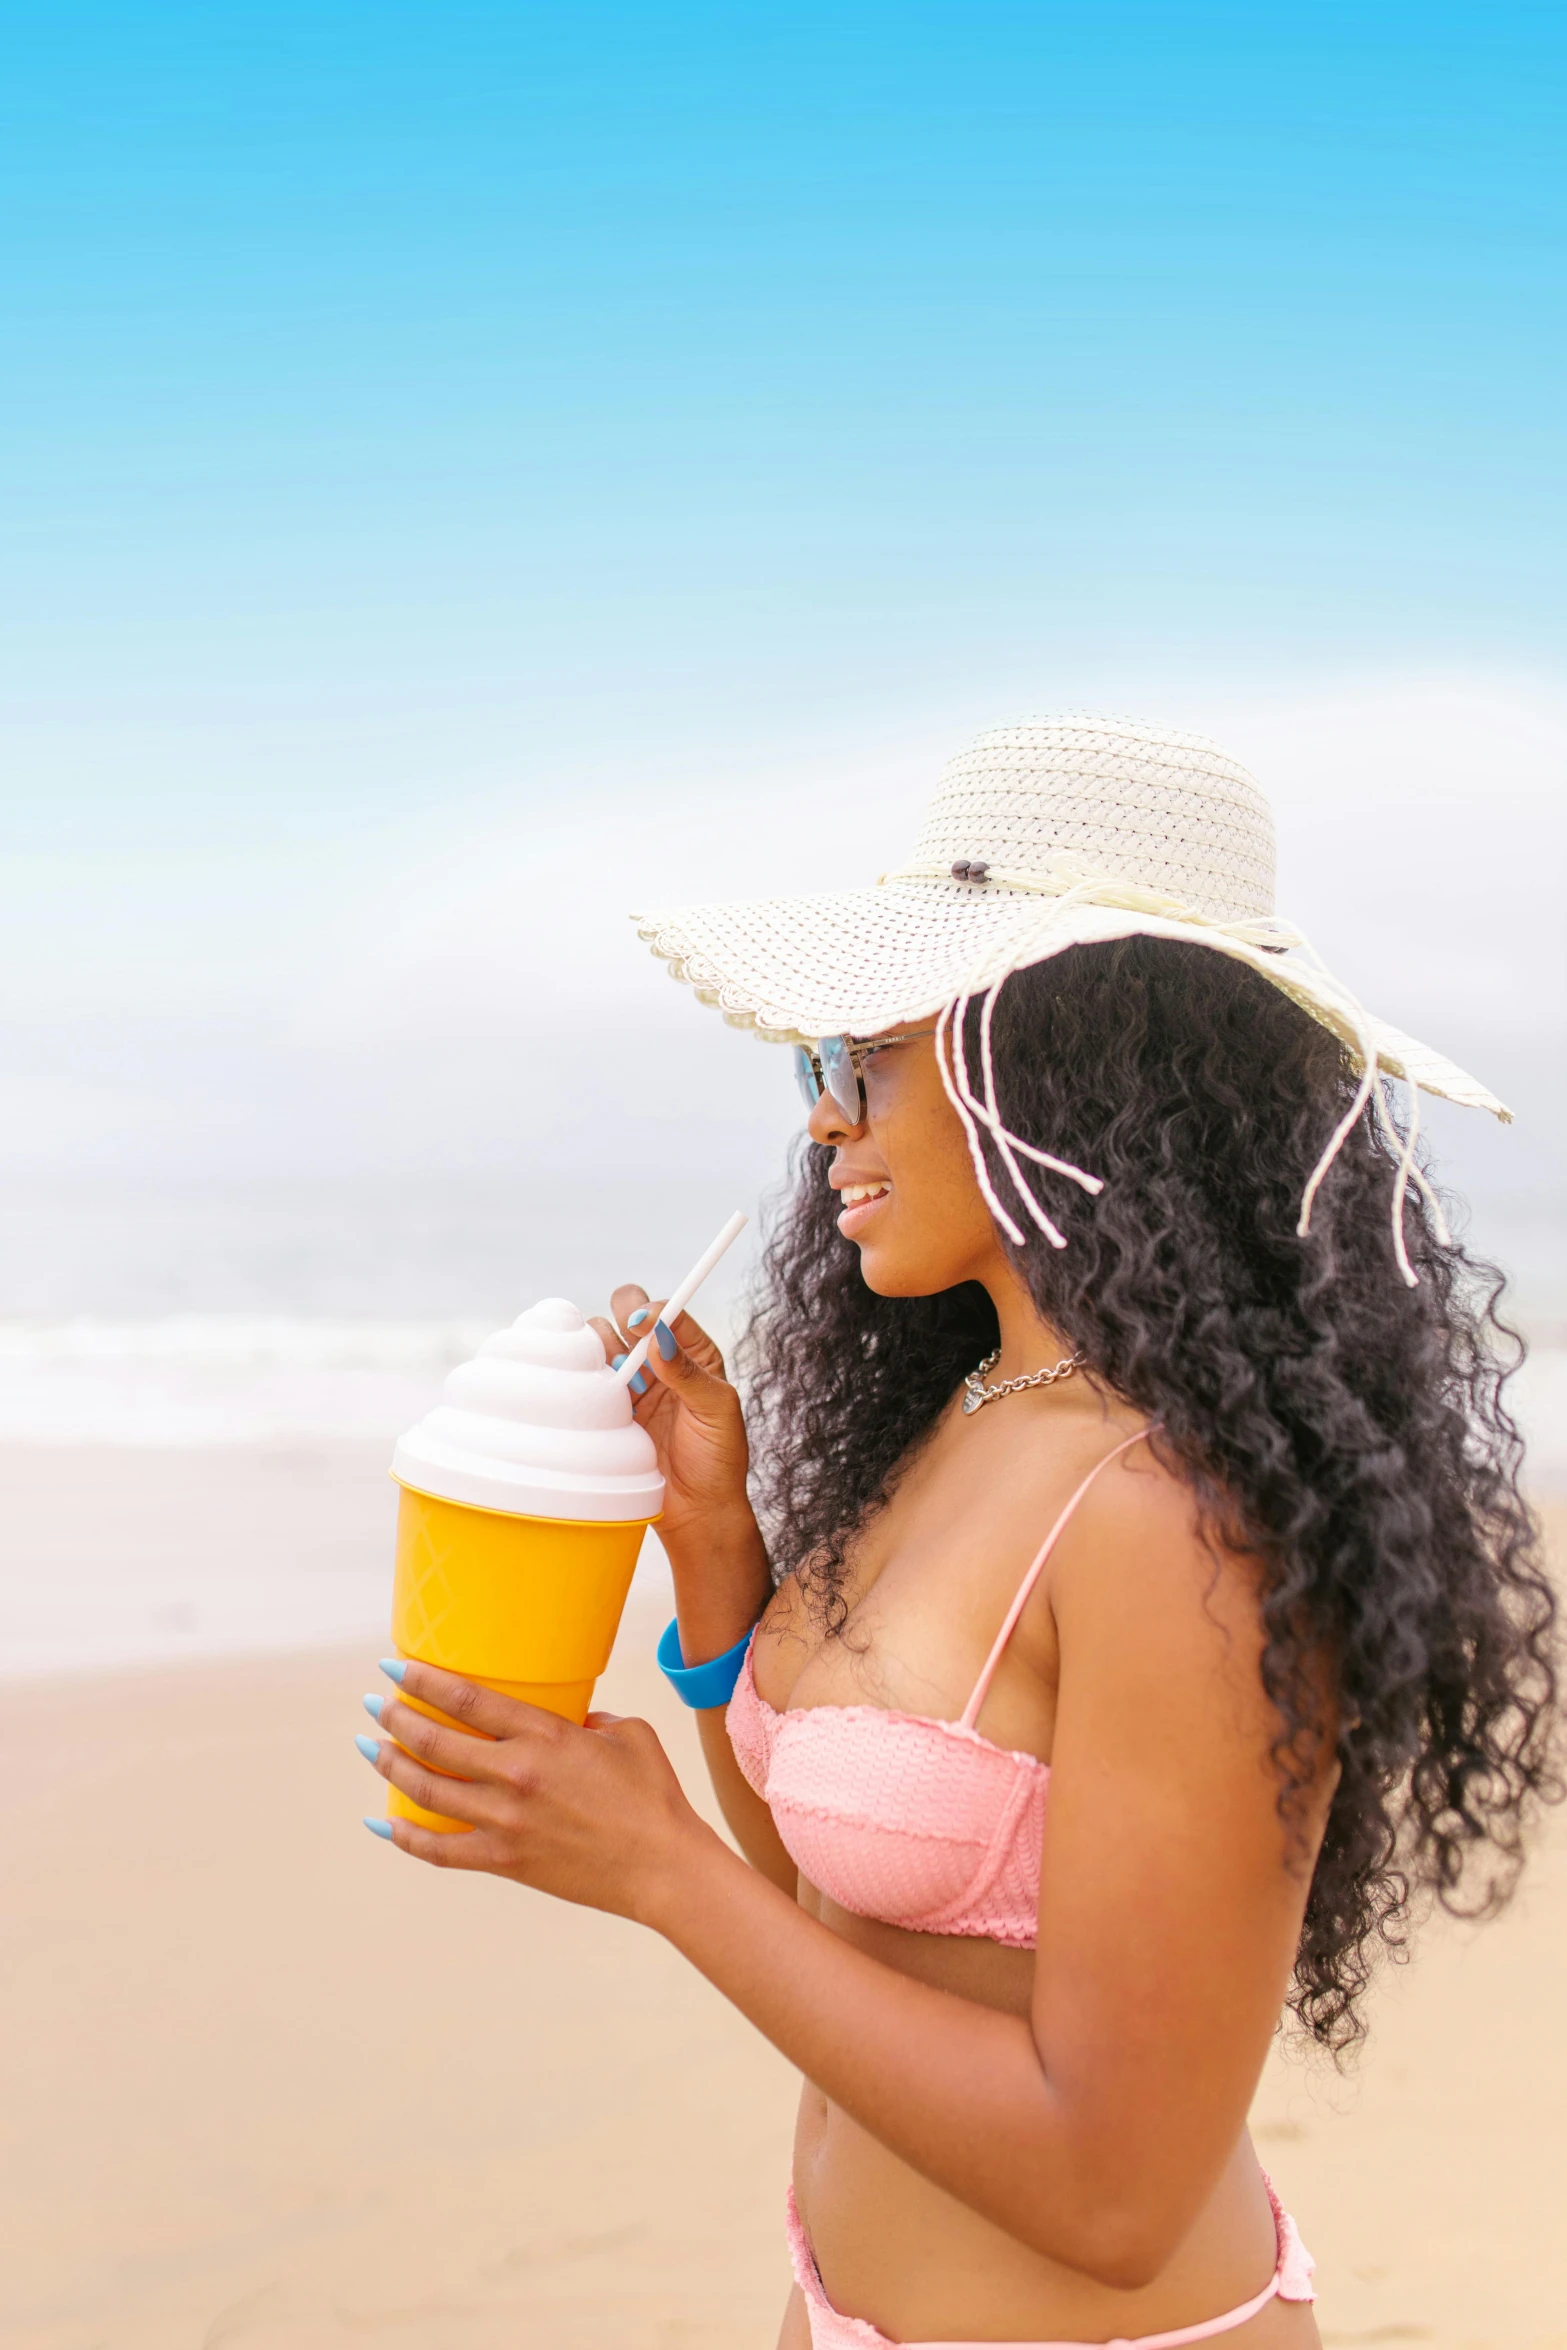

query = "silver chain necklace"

[{"left": 962, "top": 1345, "right": 1086, "bottom": 1415}]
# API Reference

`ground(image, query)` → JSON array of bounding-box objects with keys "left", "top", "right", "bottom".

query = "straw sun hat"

[{"left": 632, "top": 715, "right": 1509, "bottom": 1284}]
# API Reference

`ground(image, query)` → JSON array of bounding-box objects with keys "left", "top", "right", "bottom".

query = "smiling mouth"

[{"left": 838, "top": 1183, "right": 891, "bottom": 1208}]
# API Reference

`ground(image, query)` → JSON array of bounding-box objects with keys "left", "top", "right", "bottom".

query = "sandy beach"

[{"left": 4, "top": 1461, "right": 1565, "bottom": 2350}]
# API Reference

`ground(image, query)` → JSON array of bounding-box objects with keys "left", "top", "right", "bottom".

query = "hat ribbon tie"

[
  {"left": 924, "top": 887, "right": 1448, "bottom": 1288},
  {"left": 1292, "top": 976, "right": 1451, "bottom": 1287},
  {"left": 934, "top": 899, "right": 1110, "bottom": 1253}
]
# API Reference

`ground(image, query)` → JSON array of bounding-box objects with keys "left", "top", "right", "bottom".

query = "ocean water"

[
  {"left": 4, "top": 1308, "right": 1562, "bottom": 1461},
  {"left": 1, "top": 1176, "right": 1561, "bottom": 1677},
  {"left": 0, "top": 1171, "right": 763, "bottom": 1448},
  {"left": 0, "top": 1176, "right": 742, "bottom": 1676},
  {"left": 0, "top": 1172, "right": 777, "bottom": 1324}
]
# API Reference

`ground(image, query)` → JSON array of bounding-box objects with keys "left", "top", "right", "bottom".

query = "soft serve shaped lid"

[{"left": 391, "top": 1298, "right": 664, "bottom": 1522}]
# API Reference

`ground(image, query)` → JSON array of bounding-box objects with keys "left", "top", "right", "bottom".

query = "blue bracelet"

[{"left": 656, "top": 1615, "right": 755, "bottom": 1710}]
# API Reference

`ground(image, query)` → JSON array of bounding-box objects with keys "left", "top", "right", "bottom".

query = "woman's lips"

[{"left": 835, "top": 1180, "right": 891, "bottom": 1238}]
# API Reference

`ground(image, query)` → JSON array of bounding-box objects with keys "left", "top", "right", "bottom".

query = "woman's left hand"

[{"left": 359, "top": 1662, "right": 714, "bottom": 1923}]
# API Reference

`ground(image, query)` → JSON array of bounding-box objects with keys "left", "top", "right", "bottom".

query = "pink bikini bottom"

[{"left": 785, "top": 2182, "right": 1315, "bottom": 2349}]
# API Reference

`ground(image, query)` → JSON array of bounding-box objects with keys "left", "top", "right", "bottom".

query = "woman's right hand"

[
  {"left": 595, "top": 1288, "right": 780, "bottom": 1859},
  {"left": 590, "top": 1287, "right": 764, "bottom": 1593}
]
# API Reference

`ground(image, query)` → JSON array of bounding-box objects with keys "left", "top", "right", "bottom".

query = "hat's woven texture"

[
  {"left": 630, "top": 711, "right": 1507, "bottom": 1121},
  {"left": 908, "top": 717, "right": 1275, "bottom": 922}
]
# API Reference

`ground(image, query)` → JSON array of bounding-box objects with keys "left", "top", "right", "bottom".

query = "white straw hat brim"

[{"left": 632, "top": 880, "right": 1510, "bottom": 1121}]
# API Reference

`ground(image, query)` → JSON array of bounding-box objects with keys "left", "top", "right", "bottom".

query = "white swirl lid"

[{"left": 391, "top": 1298, "right": 664, "bottom": 1523}]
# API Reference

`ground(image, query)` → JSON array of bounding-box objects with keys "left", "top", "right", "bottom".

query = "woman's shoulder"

[
  {"left": 955, "top": 1394, "right": 1191, "bottom": 1551},
  {"left": 1045, "top": 1421, "right": 1276, "bottom": 1701}
]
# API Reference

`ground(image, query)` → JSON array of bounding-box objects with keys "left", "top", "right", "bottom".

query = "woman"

[{"left": 360, "top": 717, "right": 1558, "bottom": 2347}]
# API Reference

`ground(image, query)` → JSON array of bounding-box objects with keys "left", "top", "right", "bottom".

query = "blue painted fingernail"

[
  {"left": 378, "top": 1658, "right": 407, "bottom": 1684},
  {"left": 363, "top": 1816, "right": 394, "bottom": 1840},
  {"left": 654, "top": 1319, "right": 677, "bottom": 1360},
  {"left": 362, "top": 1693, "right": 384, "bottom": 1721},
  {"left": 611, "top": 1351, "right": 627, "bottom": 1369},
  {"left": 627, "top": 1307, "right": 649, "bottom": 1328},
  {"left": 629, "top": 1368, "right": 648, "bottom": 1395},
  {"left": 355, "top": 1733, "right": 381, "bottom": 1763}
]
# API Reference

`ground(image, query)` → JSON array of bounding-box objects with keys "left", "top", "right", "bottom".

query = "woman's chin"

[
  {"left": 848, "top": 1235, "right": 900, "bottom": 1294},
  {"left": 851, "top": 1239, "right": 957, "bottom": 1298}
]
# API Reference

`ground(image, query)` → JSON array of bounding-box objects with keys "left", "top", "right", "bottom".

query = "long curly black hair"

[{"left": 736, "top": 939, "right": 1559, "bottom": 2052}]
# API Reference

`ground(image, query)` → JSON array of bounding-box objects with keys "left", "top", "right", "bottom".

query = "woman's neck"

[{"left": 984, "top": 1259, "right": 1075, "bottom": 1380}]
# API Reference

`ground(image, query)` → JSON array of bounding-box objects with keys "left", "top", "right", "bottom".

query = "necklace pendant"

[{"left": 962, "top": 1388, "right": 983, "bottom": 1414}]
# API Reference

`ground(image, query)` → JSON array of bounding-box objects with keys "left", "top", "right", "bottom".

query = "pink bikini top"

[{"left": 727, "top": 1428, "right": 1152, "bottom": 1949}]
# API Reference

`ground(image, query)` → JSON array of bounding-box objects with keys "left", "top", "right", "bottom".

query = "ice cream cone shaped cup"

[{"left": 385, "top": 1298, "right": 663, "bottom": 1832}]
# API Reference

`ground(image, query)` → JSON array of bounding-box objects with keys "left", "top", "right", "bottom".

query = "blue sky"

[
  {"left": 1, "top": 4, "right": 1563, "bottom": 1311},
  {"left": 3, "top": 0, "right": 1562, "bottom": 790}
]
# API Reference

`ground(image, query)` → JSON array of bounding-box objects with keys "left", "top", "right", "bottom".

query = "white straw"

[{"left": 612, "top": 1210, "right": 749, "bottom": 1386}]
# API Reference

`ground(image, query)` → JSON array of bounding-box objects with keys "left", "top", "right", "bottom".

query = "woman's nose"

[{"left": 807, "top": 1084, "right": 863, "bottom": 1146}]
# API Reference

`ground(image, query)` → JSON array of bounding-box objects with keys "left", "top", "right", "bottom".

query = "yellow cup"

[{"left": 386, "top": 1482, "right": 656, "bottom": 1832}]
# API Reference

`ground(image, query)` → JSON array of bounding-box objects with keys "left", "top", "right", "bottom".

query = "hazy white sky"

[{"left": 8, "top": 670, "right": 1563, "bottom": 1226}]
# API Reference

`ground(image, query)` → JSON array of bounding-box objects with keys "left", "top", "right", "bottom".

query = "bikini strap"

[{"left": 960, "top": 1425, "right": 1157, "bottom": 1731}]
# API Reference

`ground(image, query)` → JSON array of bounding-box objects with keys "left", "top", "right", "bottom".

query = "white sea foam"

[
  {"left": 2, "top": 1314, "right": 1561, "bottom": 1480},
  {"left": 0, "top": 1314, "right": 1558, "bottom": 1680},
  {"left": 0, "top": 1316, "right": 490, "bottom": 1447}
]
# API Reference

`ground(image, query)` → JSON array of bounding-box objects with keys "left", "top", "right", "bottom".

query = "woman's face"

[{"left": 805, "top": 1028, "right": 1011, "bottom": 1297}]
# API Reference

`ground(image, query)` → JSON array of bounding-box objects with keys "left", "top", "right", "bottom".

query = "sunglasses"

[{"left": 792, "top": 1030, "right": 936, "bottom": 1123}]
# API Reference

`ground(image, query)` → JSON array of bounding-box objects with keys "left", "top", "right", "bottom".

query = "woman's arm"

[
  {"left": 694, "top": 1707, "right": 796, "bottom": 1892},
  {"left": 675, "top": 1506, "right": 797, "bottom": 1892},
  {"left": 364, "top": 1458, "right": 1330, "bottom": 2288},
  {"left": 591, "top": 1292, "right": 797, "bottom": 1889}
]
